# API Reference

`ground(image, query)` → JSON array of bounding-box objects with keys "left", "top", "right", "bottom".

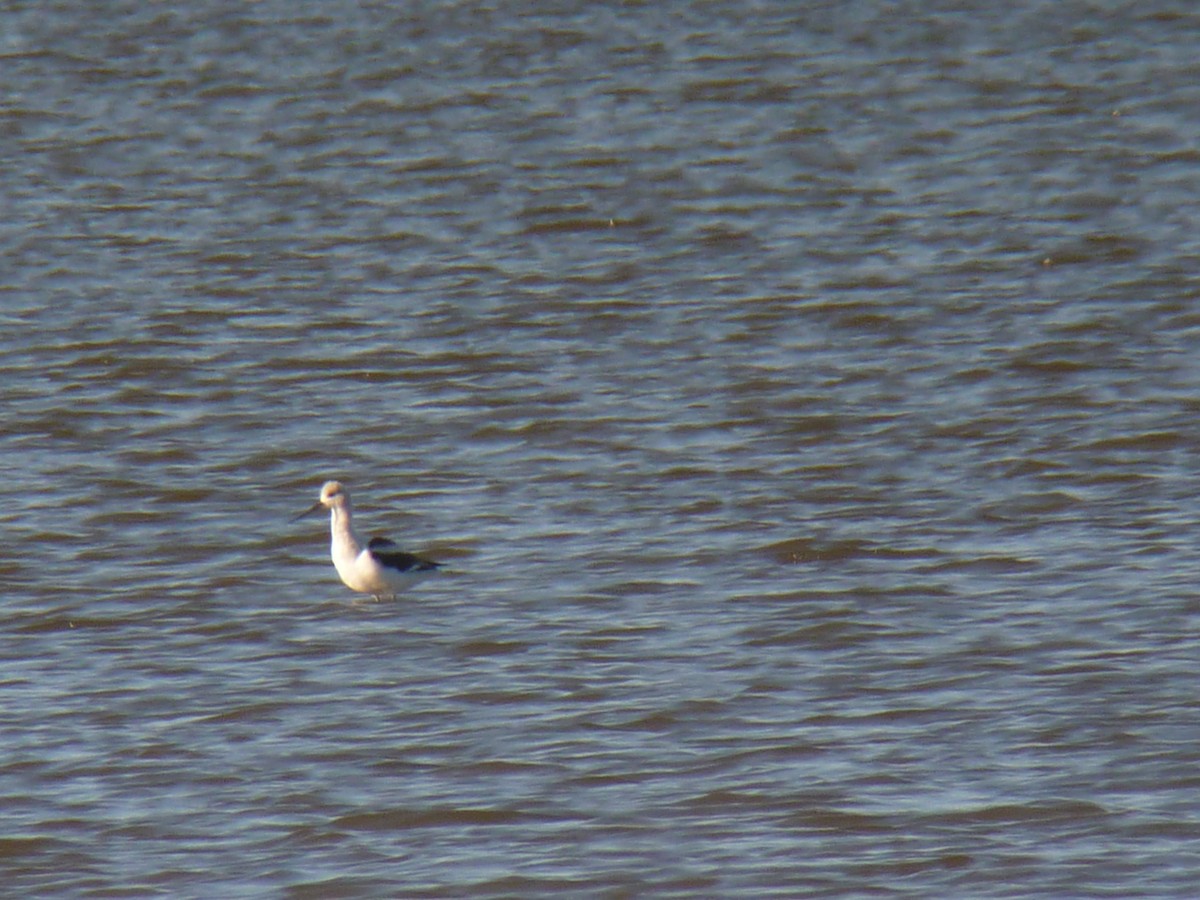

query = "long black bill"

[{"left": 290, "top": 500, "right": 324, "bottom": 523}]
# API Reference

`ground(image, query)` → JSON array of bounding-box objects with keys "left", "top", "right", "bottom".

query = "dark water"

[{"left": 4, "top": 1, "right": 1200, "bottom": 896}]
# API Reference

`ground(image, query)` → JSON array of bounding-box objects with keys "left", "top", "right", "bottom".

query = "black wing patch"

[{"left": 368, "top": 536, "right": 441, "bottom": 572}]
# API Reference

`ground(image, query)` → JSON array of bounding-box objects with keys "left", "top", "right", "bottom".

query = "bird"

[{"left": 294, "top": 480, "right": 441, "bottom": 600}]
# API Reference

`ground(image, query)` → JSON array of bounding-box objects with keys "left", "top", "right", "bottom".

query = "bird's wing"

[{"left": 367, "top": 536, "right": 441, "bottom": 572}]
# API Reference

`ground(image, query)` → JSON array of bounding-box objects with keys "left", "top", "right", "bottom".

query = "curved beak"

[{"left": 291, "top": 500, "right": 324, "bottom": 523}]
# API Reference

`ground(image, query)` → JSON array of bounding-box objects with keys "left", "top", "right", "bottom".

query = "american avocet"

[{"left": 294, "top": 480, "right": 441, "bottom": 600}]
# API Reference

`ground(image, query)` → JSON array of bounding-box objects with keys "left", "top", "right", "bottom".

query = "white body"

[{"left": 301, "top": 481, "right": 439, "bottom": 600}]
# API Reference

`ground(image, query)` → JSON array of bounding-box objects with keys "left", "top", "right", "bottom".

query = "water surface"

[{"left": 3, "top": 1, "right": 1200, "bottom": 896}]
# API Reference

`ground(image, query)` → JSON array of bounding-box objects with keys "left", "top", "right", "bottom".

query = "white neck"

[{"left": 329, "top": 500, "right": 363, "bottom": 572}]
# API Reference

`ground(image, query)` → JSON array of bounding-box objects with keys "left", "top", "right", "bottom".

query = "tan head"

[
  {"left": 293, "top": 480, "right": 351, "bottom": 521},
  {"left": 318, "top": 480, "right": 348, "bottom": 507}
]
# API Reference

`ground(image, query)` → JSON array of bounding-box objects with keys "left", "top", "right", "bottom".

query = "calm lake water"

[{"left": 4, "top": 1, "right": 1200, "bottom": 896}]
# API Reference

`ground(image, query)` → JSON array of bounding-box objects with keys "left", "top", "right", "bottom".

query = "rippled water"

[{"left": 4, "top": 1, "right": 1200, "bottom": 896}]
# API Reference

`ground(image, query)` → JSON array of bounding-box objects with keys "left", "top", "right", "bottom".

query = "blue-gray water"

[{"left": 4, "top": 1, "right": 1200, "bottom": 896}]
